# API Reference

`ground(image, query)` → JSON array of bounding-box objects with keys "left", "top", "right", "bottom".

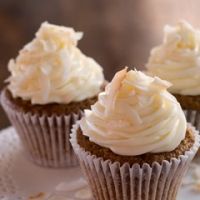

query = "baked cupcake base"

[
  {"left": 1, "top": 88, "right": 98, "bottom": 168},
  {"left": 174, "top": 93, "right": 200, "bottom": 156},
  {"left": 71, "top": 122, "right": 200, "bottom": 200},
  {"left": 173, "top": 94, "right": 200, "bottom": 129},
  {"left": 173, "top": 94, "right": 200, "bottom": 111}
]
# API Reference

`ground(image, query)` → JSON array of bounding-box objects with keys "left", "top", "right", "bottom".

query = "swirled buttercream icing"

[
  {"left": 7, "top": 22, "right": 104, "bottom": 104},
  {"left": 80, "top": 68, "right": 186, "bottom": 156},
  {"left": 146, "top": 21, "right": 200, "bottom": 96}
]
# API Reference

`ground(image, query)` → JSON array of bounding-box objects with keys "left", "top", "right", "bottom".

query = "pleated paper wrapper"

[
  {"left": 70, "top": 122, "right": 200, "bottom": 200},
  {"left": 1, "top": 91, "right": 82, "bottom": 168},
  {"left": 184, "top": 110, "right": 200, "bottom": 130}
]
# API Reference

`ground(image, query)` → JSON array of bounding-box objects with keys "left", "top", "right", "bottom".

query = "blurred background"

[{"left": 0, "top": 0, "right": 199, "bottom": 128}]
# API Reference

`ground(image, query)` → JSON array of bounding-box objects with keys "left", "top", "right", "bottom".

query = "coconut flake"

[
  {"left": 74, "top": 188, "right": 92, "bottom": 199},
  {"left": 55, "top": 178, "right": 88, "bottom": 192},
  {"left": 28, "top": 192, "right": 46, "bottom": 200},
  {"left": 105, "top": 67, "right": 128, "bottom": 115}
]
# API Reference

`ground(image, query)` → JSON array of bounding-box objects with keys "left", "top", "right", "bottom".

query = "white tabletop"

[{"left": 0, "top": 127, "right": 200, "bottom": 200}]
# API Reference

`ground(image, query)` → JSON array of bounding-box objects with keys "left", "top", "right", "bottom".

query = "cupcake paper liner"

[
  {"left": 184, "top": 109, "right": 200, "bottom": 156},
  {"left": 1, "top": 93, "right": 82, "bottom": 168},
  {"left": 70, "top": 122, "right": 200, "bottom": 200},
  {"left": 184, "top": 109, "right": 200, "bottom": 130}
]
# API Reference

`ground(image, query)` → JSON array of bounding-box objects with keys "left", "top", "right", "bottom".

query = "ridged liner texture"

[
  {"left": 184, "top": 109, "right": 200, "bottom": 156},
  {"left": 70, "top": 122, "right": 200, "bottom": 200},
  {"left": 1, "top": 90, "right": 81, "bottom": 168},
  {"left": 184, "top": 110, "right": 200, "bottom": 130}
]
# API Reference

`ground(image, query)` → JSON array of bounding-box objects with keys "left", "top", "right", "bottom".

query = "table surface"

[{"left": 0, "top": 127, "right": 200, "bottom": 200}]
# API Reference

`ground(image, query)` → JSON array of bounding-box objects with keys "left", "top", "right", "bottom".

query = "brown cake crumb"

[
  {"left": 174, "top": 93, "right": 200, "bottom": 111},
  {"left": 29, "top": 192, "right": 46, "bottom": 200},
  {"left": 1, "top": 88, "right": 98, "bottom": 116},
  {"left": 77, "top": 127, "right": 195, "bottom": 166}
]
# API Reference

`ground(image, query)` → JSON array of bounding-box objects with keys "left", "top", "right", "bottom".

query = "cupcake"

[
  {"left": 71, "top": 68, "right": 199, "bottom": 200},
  {"left": 1, "top": 22, "right": 104, "bottom": 168},
  {"left": 146, "top": 21, "right": 200, "bottom": 129}
]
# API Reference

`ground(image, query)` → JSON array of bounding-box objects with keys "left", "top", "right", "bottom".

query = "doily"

[
  {"left": 0, "top": 127, "right": 199, "bottom": 200},
  {"left": 0, "top": 127, "right": 92, "bottom": 200},
  {"left": 0, "top": 127, "right": 20, "bottom": 200}
]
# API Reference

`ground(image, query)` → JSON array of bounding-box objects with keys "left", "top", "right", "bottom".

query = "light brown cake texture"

[
  {"left": 1, "top": 88, "right": 98, "bottom": 116},
  {"left": 174, "top": 93, "right": 200, "bottom": 111},
  {"left": 77, "top": 127, "right": 195, "bottom": 166},
  {"left": 2, "top": 80, "right": 108, "bottom": 116}
]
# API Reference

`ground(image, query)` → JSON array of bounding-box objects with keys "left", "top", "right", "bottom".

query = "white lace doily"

[
  {"left": 0, "top": 127, "right": 92, "bottom": 200},
  {"left": 0, "top": 127, "right": 20, "bottom": 200},
  {"left": 0, "top": 127, "right": 199, "bottom": 200}
]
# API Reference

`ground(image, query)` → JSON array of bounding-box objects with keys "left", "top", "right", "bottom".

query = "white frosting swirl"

[
  {"left": 7, "top": 22, "right": 104, "bottom": 104},
  {"left": 80, "top": 68, "right": 186, "bottom": 156},
  {"left": 146, "top": 21, "right": 200, "bottom": 95}
]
